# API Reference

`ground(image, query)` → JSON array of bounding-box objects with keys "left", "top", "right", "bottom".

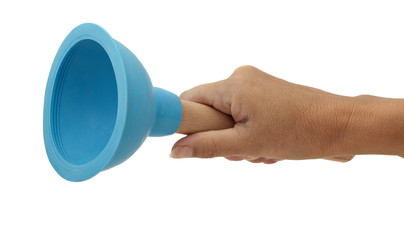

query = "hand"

[{"left": 170, "top": 65, "right": 404, "bottom": 163}]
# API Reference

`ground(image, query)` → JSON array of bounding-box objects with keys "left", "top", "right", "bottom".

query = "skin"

[{"left": 170, "top": 65, "right": 404, "bottom": 163}]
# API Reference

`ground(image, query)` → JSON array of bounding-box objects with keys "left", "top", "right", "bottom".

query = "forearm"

[{"left": 339, "top": 95, "right": 404, "bottom": 157}]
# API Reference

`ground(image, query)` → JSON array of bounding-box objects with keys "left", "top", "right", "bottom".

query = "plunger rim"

[{"left": 43, "top": 23, "right": 127, "bottom": 181}]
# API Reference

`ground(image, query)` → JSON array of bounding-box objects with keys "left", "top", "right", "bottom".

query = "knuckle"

[
  {"left": 242, "top": 77, "right": 258, "bottom": 89},
  {"left": 233, "top": 78, "right": 258, "bottom": 101},
  {"left": 232, "top": 65, "right": 257, "bottom": 76}
]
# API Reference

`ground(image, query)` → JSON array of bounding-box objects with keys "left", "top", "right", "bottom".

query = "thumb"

[{"left": 170, "top": 128, "right": 244, "bottom": 158}]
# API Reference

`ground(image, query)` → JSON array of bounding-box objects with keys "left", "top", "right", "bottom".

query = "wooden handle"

[
  {"left": 176, "top": 100, "right": 354, "bottom": 163},
  {"left": 176, "top": 100, "right": 235, "bottom": 134}
]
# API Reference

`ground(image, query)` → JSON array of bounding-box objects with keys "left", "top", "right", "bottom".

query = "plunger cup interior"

[{"left": 51, "top": 39, "right": 118, "bottom": 165}]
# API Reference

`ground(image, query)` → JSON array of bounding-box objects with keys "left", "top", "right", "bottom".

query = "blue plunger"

[{"left": 43, "top": 23, "right": 234, "bottom": 181}]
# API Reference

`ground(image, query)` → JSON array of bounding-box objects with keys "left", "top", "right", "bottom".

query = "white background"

[{"left": 1, "top": 0, "right": 404, "bottom": 239}]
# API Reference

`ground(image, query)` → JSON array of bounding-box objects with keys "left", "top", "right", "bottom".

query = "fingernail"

[{"left": 170, "top": 146, "right": 193, "bottom": 158}]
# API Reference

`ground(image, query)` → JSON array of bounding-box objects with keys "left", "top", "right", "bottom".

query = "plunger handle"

[
  {"left": 176, "top": 100, "right": 234, "bottom": 134},
  {"left": 176, "top": 100, "right": 354, "bottom": 162}
]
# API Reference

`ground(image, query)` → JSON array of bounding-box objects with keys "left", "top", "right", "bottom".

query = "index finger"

[{"left": 180, "top": 80, "right": 233, "bottom": 115}]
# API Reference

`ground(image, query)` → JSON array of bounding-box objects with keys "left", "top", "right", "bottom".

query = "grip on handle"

[
  {"left": 176, "top": 100, "right": 235, "bottom": 134},
  {"left": 177, "top": 100, "right": 354, "bottom": 162}
]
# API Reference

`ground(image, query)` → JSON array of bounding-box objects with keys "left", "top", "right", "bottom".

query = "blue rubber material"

[
  {"left": 43, "top": 23, "right": 182, "bottom": 181},
  {"left": 150, "top": 87, "right": 182, "bottom": 136}
]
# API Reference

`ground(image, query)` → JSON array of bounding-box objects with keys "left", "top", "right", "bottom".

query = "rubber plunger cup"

[
  {"left": 44, "top": 23, "right": 236, "bottom": 181},
  {"left": 45, "top": 24, "right": 185, "bottom": 181}
]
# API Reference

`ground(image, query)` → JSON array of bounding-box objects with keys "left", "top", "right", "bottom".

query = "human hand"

[{"left": 170, "top": 66, "right": 394, "bottom": 163}]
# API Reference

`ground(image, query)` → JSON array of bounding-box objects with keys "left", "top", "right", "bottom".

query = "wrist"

[{"left": 341, "top": 95, "right": 404, "bottom": 157}]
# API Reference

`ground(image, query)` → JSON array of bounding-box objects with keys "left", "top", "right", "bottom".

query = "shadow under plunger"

[{"left": 43, "top": 23, "right": 234, "bottom": 181}]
